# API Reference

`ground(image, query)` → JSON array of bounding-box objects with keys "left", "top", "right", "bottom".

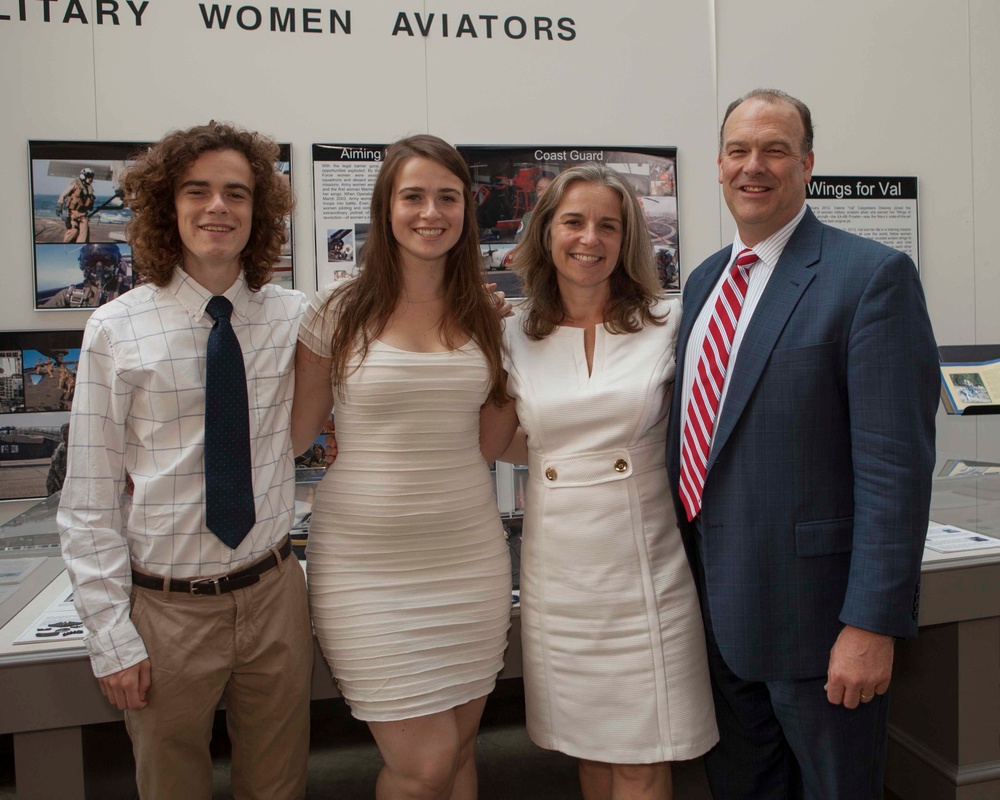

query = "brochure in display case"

[
  {"left": 926, "top": 521, "right": 1000, "bottom": 554},
  {"left": 13, "top": 584, "right": 85, "bottom": 645},
  {"left": 938, "top": 345, "right": 1000, "bottom": 415}
]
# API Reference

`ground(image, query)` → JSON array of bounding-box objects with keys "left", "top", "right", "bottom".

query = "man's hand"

[
  {"left": 487, "top": 283, "right": 514, "bottom": 318},
  {"left": 99, "top": 659, "right": 151, "bottom": 710},
  {"left": 825, "top": 625, "right": 893, "bottom": 709}
]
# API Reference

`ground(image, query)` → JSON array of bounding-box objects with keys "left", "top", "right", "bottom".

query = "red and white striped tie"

[{"left": 679, "top": 248, "right": 758, "bottom": 521}]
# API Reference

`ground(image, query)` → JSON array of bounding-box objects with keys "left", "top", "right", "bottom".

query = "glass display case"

[
  {"left": 927, "top": 457, "right": 1000, "bottom": 537},
  {"left": 884, "top": 456, "right": 1000, "bottom": 800},
  {"left": 493, "top": 460, "right": 528, "bottom": 517},
  {"left": 5, "top": 457, "right": 1000, "bottom": 799}
]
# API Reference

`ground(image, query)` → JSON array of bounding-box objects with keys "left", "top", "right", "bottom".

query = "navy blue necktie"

[{"left": 205, "top": 296, "right": 256, "bottom": 548}]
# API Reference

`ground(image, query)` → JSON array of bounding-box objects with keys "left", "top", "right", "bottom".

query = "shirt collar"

[
  {"left": 167, "top": 268, "right": 253, "bottom": 323},
  {"left": 731, "top": 202, "right": 808, "bottom": 268}
]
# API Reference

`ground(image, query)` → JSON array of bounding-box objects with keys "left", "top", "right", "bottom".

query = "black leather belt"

[{"left": 131, "top": 536, "right": 292, "bottom": 596}]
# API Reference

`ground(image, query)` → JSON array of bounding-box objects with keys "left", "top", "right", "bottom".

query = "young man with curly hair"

[{"left": 57, "top": 122, "right": 312, "bottom": 799}]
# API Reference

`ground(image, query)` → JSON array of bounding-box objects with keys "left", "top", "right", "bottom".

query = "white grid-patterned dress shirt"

[{"left": 57, "top": 268, "right": 305, "bottom": 677}]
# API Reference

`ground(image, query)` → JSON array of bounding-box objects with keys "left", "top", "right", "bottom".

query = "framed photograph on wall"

[
  {"left": 272, "top": 144, "right": 295, "bottom": 290},
  {"left": 0, "top": 330, "right": 84, "bottom": 501},
  {"left": 311, "top": 143, "right": 388, "bottom": 289},
  {"left": 29, "top": 141, "right": 296, "bottom": 309},
  {"left": 806, "top": 176, "right": 919, "bottom": 271},
  {"left": 30, "top": 141, "right": 144, "bottom": 310},
  {"left": 456, "top": 145, "right": 680, "bottom": 299}
]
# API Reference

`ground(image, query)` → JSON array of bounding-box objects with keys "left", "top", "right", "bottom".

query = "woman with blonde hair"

[
  {"left": 292, "top": 134, "right": 512, "bottom": 800},
  {"left": 495, "top": 164, "right": 718, "bottom": 799}
]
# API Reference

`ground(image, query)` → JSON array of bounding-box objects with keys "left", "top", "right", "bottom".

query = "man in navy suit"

[{"left": 666, "top": 89, "right": 939, "bottom": 798}]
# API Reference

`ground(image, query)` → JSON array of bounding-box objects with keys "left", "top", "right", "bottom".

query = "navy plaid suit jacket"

[{"left": 666, "top": 208, "right": 939, "bottom": 681}]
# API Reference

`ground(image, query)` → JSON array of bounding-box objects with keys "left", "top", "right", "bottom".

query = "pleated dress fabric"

[
  {"left": 301, "top": 289, "right": 512, "bottom": 722},
  {"left": 504, "top": 298, "right": 719, "bottom": 763}
]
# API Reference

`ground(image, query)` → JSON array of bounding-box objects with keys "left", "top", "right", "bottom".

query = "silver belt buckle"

[{"left": 190, "top": 577, "right": 222, "bottom": 596}]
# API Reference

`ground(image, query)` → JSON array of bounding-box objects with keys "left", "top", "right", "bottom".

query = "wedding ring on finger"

[{"left": 860, "top": 691, "right": 874, "bottom": 701}]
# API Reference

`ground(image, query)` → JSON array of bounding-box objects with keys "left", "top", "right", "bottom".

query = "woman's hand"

[{"left": 486, "top": 283, "right": 514, "bottom": 318}]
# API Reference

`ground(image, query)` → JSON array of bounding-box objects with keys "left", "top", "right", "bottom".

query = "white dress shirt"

[
  {"left": 679, "top": 203, "right": 808, "bottom": 453},
  {"left": 58, "top": 268, "right": 305, "bottom": 677}
]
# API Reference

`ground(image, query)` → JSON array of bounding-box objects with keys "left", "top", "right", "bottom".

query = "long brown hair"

[
  {"left": 323, "top": 135, "right": 505, "bottom": 405},
  {"left": 121, "top": 121, "right": 292, "bottom": 291},
  {"left": 509, "top": 164, "right": 666, "bottom": 340}
]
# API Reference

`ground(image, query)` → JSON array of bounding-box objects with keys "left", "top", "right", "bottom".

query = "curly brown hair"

[
  {"left": 508, "top": 164, "right": 666, "bottom": 340},
  {"left": 322, "top": 134, "right": 506, "bottom": 406},
  {"left": 120, "top": 121, "right": 293, "bottom": 291}
]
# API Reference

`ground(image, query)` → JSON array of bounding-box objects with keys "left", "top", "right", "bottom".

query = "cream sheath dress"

[
  {"left": 301, "top": 288, "right": 512, "bottom": 722},
  {"left": 504, "top": 298, "right": 718, "bottom": 762}
]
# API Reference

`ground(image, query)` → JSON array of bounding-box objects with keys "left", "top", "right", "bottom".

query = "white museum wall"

[
  {"left": 968, "top": 0, "right": 1000, "bottom": 458},
  {"left": 423, "top": 0, "right": 722, "bottom": 276},
  {"left": 1, "top": 0, "right": 998, "bottom": 461},
  {"left": 714, "top": 0, "right": 989, "bottom": 459}
]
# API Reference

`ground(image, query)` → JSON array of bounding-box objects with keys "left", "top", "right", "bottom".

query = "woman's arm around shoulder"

[
  {"left": 291, "top": 341, "right": 335, "bottom": 457},
  {"left": 480, "top": 373, "right": 519, "bottom": 463}
]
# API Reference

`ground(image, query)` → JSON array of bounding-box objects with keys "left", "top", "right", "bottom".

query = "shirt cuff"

[{"left": 85, "top": 619, "right": 148, "bottom": 678}]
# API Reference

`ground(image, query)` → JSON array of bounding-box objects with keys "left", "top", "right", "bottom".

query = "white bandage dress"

[
  {"left": 301, "top": 289, "right": 512, "bottom": 722},
  {"left": 504, "top": 298, "right": 718, "bottom": 762}
]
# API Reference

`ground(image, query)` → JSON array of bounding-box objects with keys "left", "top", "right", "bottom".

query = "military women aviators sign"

[
  {"left": 29, "top": 141, "right": 295, "bottom": 311},
  {"left": 0, "top": 330, "right": 82, "bottom": 501},
  {"left": 456, "top": 145, "right": 680, "bottom": 299}
]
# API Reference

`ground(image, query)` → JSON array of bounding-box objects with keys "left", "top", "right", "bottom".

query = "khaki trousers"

[{"left": 125, "top": 553, "right": 312, "bottom": 800}]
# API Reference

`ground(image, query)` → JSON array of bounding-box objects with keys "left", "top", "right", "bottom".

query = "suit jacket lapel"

[{"left": 707, "top": 211, "right": 822, "bottom": 470}]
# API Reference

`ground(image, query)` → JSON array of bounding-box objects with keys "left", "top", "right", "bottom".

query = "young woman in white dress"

[
  {"left": 291, "top": 135, "right": 514, "bottom": 800},
  {"left": 493, "top": 165, "right": 719, "bottom": 800}
]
